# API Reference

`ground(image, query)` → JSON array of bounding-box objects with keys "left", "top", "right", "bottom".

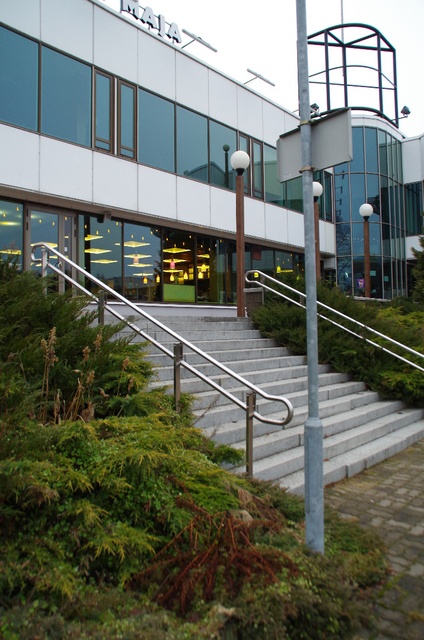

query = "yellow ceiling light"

[
  {"left": 163, "top": 247, "right": 191, "bottom": 254},
  {"left": 84, "top": 248, "right": 112, "bottom": 254},
  {"left": 84, "top": 234, "right": 103, "bottom": 241},
  {"left": 0, "top": 220, "right": 20, "bottom": 226},
  {"left": 123, "top": 240, "right": 150, "bottom": 247},
  {"left": 30, "top": 241, "right": 58, "bottom": 248},
  {"left": 124, "top": 253, "right": 151, "bottom": 259},
  {"left": 197, "top": 253, "right": 210, "bottom": 259},
  {"left": 0, "top": 248, "right": 22, "bottom": 255},
  {"left": 128, "top": 262, "right": 151, "bottom": 268},
  {"left": 163, "top": 257, "right": 186, "bottom": 264},
  {"left": 162, "top": 268, "right": 183, "bottom": 273},
  {"left": 90, "top": 259, "right": 118, "bottom": 264}
]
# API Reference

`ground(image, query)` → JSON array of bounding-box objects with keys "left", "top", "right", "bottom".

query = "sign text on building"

[{"left": 121, "top": 1, "right": 182, "bottom": 43}]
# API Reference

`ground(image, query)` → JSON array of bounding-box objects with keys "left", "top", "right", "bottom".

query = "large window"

[
  {"left": 405, "top": 182, "right": 423, "bottom": 235},
  {"left": 0, "top": 26, "right": 38, "bottom": 131},
  {"left": 209, "top": 121, "right": 236, "bottom": 189},
  {"left": 176, "top": 107, "right": 208, "bottom": 182},
  {"left": 138, "top": 89, "right": 174, "bottom": 171},
  {"left": 264, "top": 145, "right": 282, "bottom": 206},
  {"left": 41, "top": 47, "right": 91, "bottom": 146},
  {"left": 124, "top": 224, "right": 162, "bottom": 301}
]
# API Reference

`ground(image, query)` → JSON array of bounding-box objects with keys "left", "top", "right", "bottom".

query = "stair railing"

[
  {"left": 245, "top": 270, "right": 424, "bottom": 373},
  {"left": 31, "top": 243, "right": 294, "bottom": 476}
]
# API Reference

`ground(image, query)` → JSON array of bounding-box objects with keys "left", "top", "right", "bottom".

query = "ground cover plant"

[
  {"left": 0, "top": 262, "right": 389, "bottom": 639},
  {"left": 252, "top": 276, "right": 424, "bottom": 406}
]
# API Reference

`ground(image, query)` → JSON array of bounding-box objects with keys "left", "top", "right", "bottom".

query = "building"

[{"left": 1, "top": 1, "right": 423, "bottom": 306}]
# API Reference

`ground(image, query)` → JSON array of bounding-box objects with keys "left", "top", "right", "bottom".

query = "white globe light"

[
  {"left": 312, "top": 181, "right": 323, "bottom": 198},
  {"left": 359, "top": 203, "right": 373, "bottom": 220},
  {"left": 230, "top": 150, "right": 250, "bottom": 172}
]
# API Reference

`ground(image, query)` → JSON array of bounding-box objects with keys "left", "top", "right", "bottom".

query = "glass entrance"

[{"left": 29, "top": 209, "right": 75, "bottom": 287}]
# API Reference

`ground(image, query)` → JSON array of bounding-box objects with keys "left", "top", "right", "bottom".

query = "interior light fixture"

[
  {"left": 170, "top": 274, "right": 175, "bottom": 282},
  {"left": 84, "top": 248, "right": 112, "bottom": 254},
  {"left": 84, "top": 233, "right": 103, "bottom": 241},
  {"left": 90, "top": 259, "right": 118, "bottom": 264},
  {"left": 163, "top": 246, "right": 191, "bottom": 254},
  {"left": 123, "top": 240, "right": 150, "bottom": 247}
]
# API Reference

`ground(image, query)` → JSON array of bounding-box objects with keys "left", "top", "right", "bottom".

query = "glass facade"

[{"left": 334, "top": 126, "right": 407, "bottom": 298}]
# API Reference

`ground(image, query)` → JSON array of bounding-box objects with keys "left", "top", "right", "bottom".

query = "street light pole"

[
  {"left": 296, "top": 0, "right": 324, "bottom": 554},
  {"left": 359, "top": 203, "right": 374, "bottom": 298},
  {"left": 230, "top": 150, "right": 250, "bottom": 318},
  {"left": 313, "top": 181, "right": 323, "bottom": 280}
]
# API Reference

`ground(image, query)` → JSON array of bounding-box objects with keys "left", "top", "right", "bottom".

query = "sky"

[{"left": 103, "top": 0, "right": 424, "bottom": 138}]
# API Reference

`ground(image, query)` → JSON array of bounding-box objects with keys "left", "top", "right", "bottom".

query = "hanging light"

[
  {"left": 184, "top": 271, "right": 188, "bottom": 280},
  {"left": 143, "top": 276, "right": 148, "bottom": 284},
  {"left": 170, "top": 274, "right": 175, "bottom": 282},
  {"left": 134, "top": 254, "right": 139, "bottom": 264},
  {"left": 170, "top": 258, "right": 176, "bottom": 269},
  {"left": 156, "top": 274, "right": 160, "bottom": 283}
]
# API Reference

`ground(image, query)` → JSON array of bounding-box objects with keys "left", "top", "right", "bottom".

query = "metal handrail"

[
  {"left": 246, "top": 270, "right": 424, "bottom": 373},
  {"left": 31, "top": 243, "right": 294, "bottom": 474}
]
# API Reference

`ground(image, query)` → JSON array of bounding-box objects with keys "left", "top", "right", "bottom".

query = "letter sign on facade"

[{"left": 121, "top": 1, "right": 182, "bottom": 43}]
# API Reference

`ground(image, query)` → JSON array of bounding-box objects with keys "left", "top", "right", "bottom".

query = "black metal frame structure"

[{"left": 308, "top": 24, "right": 399, "bottom": 127}]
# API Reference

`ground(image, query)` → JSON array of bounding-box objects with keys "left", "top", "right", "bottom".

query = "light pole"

[
  {"left": 313, "top": 181, "right": 323, "bottom": 280},
  {"left": 230, "top": 150, "right": 250, "bottom": 318},
  {"left": 359, "top": 203, "right": 374, "bottom": 298}
]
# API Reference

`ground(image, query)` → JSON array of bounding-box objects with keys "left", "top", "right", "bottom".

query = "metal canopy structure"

[{"left": 308, "top": 23, "right": 400, "bottom": 127}]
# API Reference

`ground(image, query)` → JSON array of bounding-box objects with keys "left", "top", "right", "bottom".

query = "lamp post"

[
  {"left": 230, "top": 150, "right": 250, "bottom": 318},
  {"left": 313, "top": 181, "right": 323, "bottom": 279},
  {"left": 359, "top": 203, "right": 374, "bottom": 298}
]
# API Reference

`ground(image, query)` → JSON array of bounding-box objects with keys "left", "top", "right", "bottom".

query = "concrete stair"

[{"left": 113, "top": 310, "right": 424, "bottom": 495}]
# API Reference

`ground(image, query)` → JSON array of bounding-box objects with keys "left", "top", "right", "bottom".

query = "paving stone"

[{"left": 325, "top": 439, "right": 424, "bottom": 640}]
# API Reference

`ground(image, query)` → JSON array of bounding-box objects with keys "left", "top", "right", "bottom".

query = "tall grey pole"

[{"left": 296, "top": 0, "right": 324, "bottom": 553}]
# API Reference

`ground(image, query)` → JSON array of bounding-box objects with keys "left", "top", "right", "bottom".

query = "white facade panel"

[
  {"left": 402, "top": 137, "right": 424, "bottom": 184},
  {"left": 0, "top": 126, "right": 40, "bottom": 192},
  {"left": 264, "top": 205, "right": 289, "bottom": 245},
  {"left": 263, "top": 101, "right": 287, "bottom": 147},
  {"left": 93, "top": 6, "right": 138, "bottom": 83},
  {"left": 40, "top": 138, "right": 93, "bottom": 202},
  {"left": 0, "top": 0, "right": 40, "bottom": 40},
  {"left": 322, "top": 221, "right": 336, "bottom": 255},
  {"left": 210, "top": 188, "right": 235, "bottom": 233},
  {"left": 138, "top": 32, "right": 176, "bottom": 101},
  {"left": 138, "top": 166, "right": 177, "bottom": 221},
  {"left": 236, "top": 88, "right": 263, "bottom": 140},
  {"left": 176, "top": 178, "right": 211, "bottom": 227},
  {"left": 287, "top": 211, "right": 305, "bottom": 248},
  {"left": 176, "top": 55, "right": 209, "bottom": 114},
  {"left": 93, "top": 153, "right": 138, "bottom": 211},
  {"left": 208, "top": 71, "right": 238, "bottom": 128},
  {"left": 245, "top": 199, "right": 265, "bottom": 239},
  {"left": 41, "top": 0, "right": 93, "bottom": 62}
]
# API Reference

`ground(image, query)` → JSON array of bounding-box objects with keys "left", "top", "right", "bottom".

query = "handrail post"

[
  {"left": 246, "top": 391, "right": 256, "bottom": 477},
  {"left": 174, "top": 342, "right": 183, "bottom": 414},
  {"left": 98, "top": 290, "right": 106, "bottom": 325},
  {"left": 41, "top": 246, "right": 48, "bottom": 295}
]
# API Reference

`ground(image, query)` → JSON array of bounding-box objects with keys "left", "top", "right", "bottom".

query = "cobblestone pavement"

[{"left": 325, "top": 439, "right": 424, "bottom": 640}]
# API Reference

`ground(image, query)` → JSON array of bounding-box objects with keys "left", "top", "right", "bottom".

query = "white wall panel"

[
  {"left": 210, "top": 188, "right": 234, "bottom": 233},
  {"left": 39, "top": 138, "right": 92, "bottom": 201},
  {"left": 321, "top": 221, "right": 336, "bottom": 254},
  {"left": 176, "top": 55, "right": 209, "bottom": 114},
  {"left": 41, "top": 0, "right": 93, "bottom": 62},
  {"left": 93, "top": 7, "right": 138, "bottom": 83},
  {"left": 93, "top": 154, "right": 137, "bottom": 211},
  {"left": 264, "top": 205, "right": 289, "bottom": 245},
  {"left": 236, "top": 88, "right": 263, "bottom": 140},
  {"left": 1, "top": 0, "right": 40, "bottom": 39},
  {"left": 245, "top": 199, "right": 265, "bottom": 238},
  {"left": 0, "top": 126, "right": 39, "bottom": 192},
  {"left": 138, "top": 33, "right": 176, "bottom": 101},
  {"left": 138, "top": 166, "right": 177, "bottom": 220},
  {"left": 176, "top": 178, "right": 210, "bottom": 226},
  {"left": 287, "top": 211, "right": 305, "bottom": 248},
  {"left": 208, "top": 72, "right": 238, "bottom": 128},
  {"left": 263, "top": 102, "right": 287, "bottom": 146}
]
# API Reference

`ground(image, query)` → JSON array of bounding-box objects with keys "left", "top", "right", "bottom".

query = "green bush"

[
  {"left": 252, "top": 278, "right": 424, "bottom": 405},
  {"left": 0, "top": 263, "right": 389, "bottom": 639}
]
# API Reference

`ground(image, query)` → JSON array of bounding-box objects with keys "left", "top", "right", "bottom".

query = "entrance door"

[{"left": 28, "top": 209, "right": 76, "bottom": 289}]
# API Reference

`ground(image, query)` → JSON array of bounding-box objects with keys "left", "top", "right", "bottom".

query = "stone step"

[{"left": 282, "top": 419, "right": 424, "bottom": 495}]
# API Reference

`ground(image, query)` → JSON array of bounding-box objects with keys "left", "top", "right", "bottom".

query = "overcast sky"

[{"left": 104, "top": 0, "right": 423, "bottom": 137}]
